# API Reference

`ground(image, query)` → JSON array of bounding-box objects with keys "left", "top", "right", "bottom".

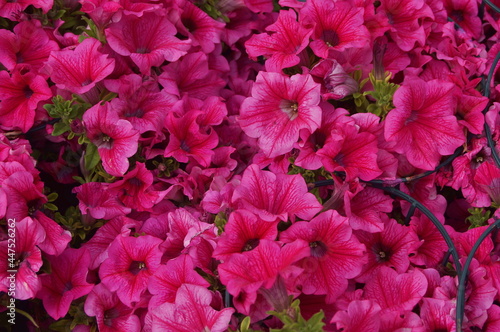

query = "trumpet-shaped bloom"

[
  {"left": 280, "top": 210, "right": 366, "bottom": 302},
  {"left": 239, "top": 72, "right": 321, "bottom": 158},
  {"left": 232, "top": 164, "right": 322, "bottom": 222},
  {"left": 385, "top": 78, "right": 465, "bottom": 170},
  {"left": 85, "top": 283, "right": 141, "bottom": 332},
  {"left": 83, "top": 102, "right": 139, "bottom": 177},
  {"left": 150, "top": 284, "right": 234, "bottom": 332},
  {"left": 0, "top": 69, "right": 52, "bottom": 132},
  {"left": 38, "top": 248, "right": 94, "bottom": 320},
  {"left": 164, "top": 111, "right": 219, "bottom": 167},
  {"left": 300, "top": 0, "right": 369, "bottom": 58},
  {"left": 46, "top": 38, "right": 115, "bottom": 94},
  {"left": 245, "top": 9, "right": 313, "bottom": 72},
  {"left": 106, "top": 12, "right": 190, "bottom": 75},
  {"left": 99, "top": 235, "right": 163, "bottom": 307}
]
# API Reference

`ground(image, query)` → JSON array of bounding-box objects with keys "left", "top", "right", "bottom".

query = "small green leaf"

[
  {"left": 44, "top": 203, "right": 58, "bottom": 211},
  {"left": 52, "top": 121, "right": 70, "bottom": 136},
  {"left": 47, "top": 192, "right": 58, "bottom": 202},
  {"left": 84, "top": 143, "right": 101, "bottom": 171}
]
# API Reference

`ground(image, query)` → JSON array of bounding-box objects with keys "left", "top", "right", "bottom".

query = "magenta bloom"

[
  {"left": 331, "top": 300, "right": 381, "bottom": 332},
  {"left": 164, "top": 110, "right": 219, "bottom": 167},
  {"left": 354, "top": 218, "right": 419, "bottom": 282},
  {"left": 150, "top": 284, "right": 234, "bottom": 332},
  {"left": 300, "top": 0, "right": 369, "bottom": 58},
  {"left": 74, "top": 182, "right": 131, "bottom": 220},
  {"left": 108, "top": 162, "right": 161, "bottom": 211},
  {"left": 245, "top": 9, "right": 313, "bottom": 72},
  {"left": 0, "top": 217, "right": 44, "bottom": 300},
  {"left": 239, "top": 72, "right": 322, "bottom": 158},
  {"left": 213, "top": 209, "right": 279, "bottom": 260},
  {"left": 385, "top": 77, "right": 465, "bottom": 170},
  {"left": 38, "top": 248, "right": 94, "bottom": 320},
  {"left": 0, "top": 69, "right": 52, "bottom": 132},
  {"left": 232, "top": 164, "right": 322, "bottom": 222},
  {"left": 46, "top": 38, "right": 115, "bottom": 94},
  {"left": 83, "top": 102, "right": 139, "bottom": 177},
  {"left": 106, "top": 12, "right": 191, "bottom": 75},
  {"left": 85, "top": 283, "right": 140, "bottom": 332},
  {"left": 0, "top": 20, "right": 59, "bottom": 72},
  {"left": 99, "top": 235, "right": 163, "bottom": 307},
  {"left": 363, "top": 266, "right": 427, "bottom": 313},
  {"left": 280, "top": 210, "right": 366, "bottom": 302}
]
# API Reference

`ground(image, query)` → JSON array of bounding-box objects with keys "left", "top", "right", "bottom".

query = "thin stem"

[
  {"left": 484, "top": 0, "right": 500, "bottom": 14},
  {"left": 455, "top": 219, "right": 500, "bottom": 331}
]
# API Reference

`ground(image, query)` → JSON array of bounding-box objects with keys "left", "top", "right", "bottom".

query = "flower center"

[
  {"left": 129, "top": 261, "right": 146, "bottom": 275},
  {"left": 279, "top": 100, "right": 299, "bottom": 120},
  {"left": 373, "top": 243, "right": 392, "bottom": 262},
  {"left": 309, "top": 241, "right": 328, "bottom": 258},
  {"left": 242, "top": 238, "right": 260, "bottom": 252},
  {"left": 136, "top": 47, "right": 151, "bottom": 54},
  {"left": 95, "top": 134, "right": 113, "bottom": 149},
  {"left": 321, "top": 29, "right": 340, "bottom": 48}
]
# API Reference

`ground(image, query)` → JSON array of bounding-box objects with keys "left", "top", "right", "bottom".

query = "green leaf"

[
  {"left": 44, "top": 203, "right": 58, "bottom": 211},
  {"left": 84, "top": 143, "right": 101, "bottom": 171},
  {"left": 47, "top": 192, "right": 58, "bottom": 202},
  {"left": 52, "top": 121, "right": 70, "bottom": 136}
]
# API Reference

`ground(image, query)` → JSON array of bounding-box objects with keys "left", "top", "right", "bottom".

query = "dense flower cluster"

[{"left": 0, "top": 0, "right": 499, "bottom": 331}]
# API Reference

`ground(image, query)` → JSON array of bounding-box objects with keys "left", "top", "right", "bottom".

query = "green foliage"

[
  {"left": 196, "top": 0, "right": 230, "bottom": 22},
  {"left": 466, "top": 207, "right": 492, "bottom": 229},
  {"left": 353, "top": 71, "right": 399, "bottom": 118},
  {"left": 44, "top": 95, "right": 89, "bottom": 139},
  {"left": 54, "top": 206, "right": 104, "bottom": 244},
  {"left": 84, "top": 142, "right": 101, "bottom": 171},
  {"left": 153, "top": 157, "right": 180, "bottom": 177},
  {"left": 268, "top": 299, "right": 325, "bottom": 332},
  {"left": 214, "top": 212, "right": 228, "bottom": 235}
]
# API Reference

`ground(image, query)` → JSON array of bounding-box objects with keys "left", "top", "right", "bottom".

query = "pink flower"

[
  {"left": 331, "top": 300, "right": 381, "bottom": 332},
  {"left": 239, "top": 72, "right": 322, "bottom": 158},
  {"left": 148, "top": 254, "right": 209, "bottom": 307},
  {"left": 245, "top": 9, "right": 313, "bottom": 72},
  {"left": 0, "top": 69, "right": 52, "bottom": 132},
  {"left": 74, "top": 182, "right": 131, "bottom": 220},
  {"left": 106, "top": 12, "right": 191, "bottom": 75},
  {"left": 300, "top": 0, "right": 369, "bottom": 58},
  {"left": 385, "top": 77, "right": 465, "bottom": 170},
  {"left": 108, "top": 162, "right": 161, "bottom": 211},
  {"left": 0, "top": 20, "right": 59, "bottom": 72},
  {"left": 85, "top": 283, "right": 141, "bottom": 332},
  {"left": 38, "top": 248, "right": 94, "bottom": 320},
  {"left": 83, "top": 102, "right": 139, "bottom": 177},
  {"left": 176, "top": 1, "right": 225, "bottom": 53},
  {"left": 99, "top": 235, "right": 163, "bottom": 307},
  {"left": 0, "top": 217, "right": 44, "bottom": 300},
  {"left": 164, "top": 110, "right": 219, "bottom": 167},
  {"left": 46, "top": 38, "right": 115, "bottom": 94},
  {"left": 354, "top": 218, "right": 419, "bottom": 282},
  {"left": 363, "top": 266, "right": 427, "bottom": 313},
  {"left": 232, "top": 164, "right": 322, "bottom": 222},
  {"left": 0, "top": 0, "right": 52, "bottom": 20},
  {"left": 280, "top": 210, "right": 366, "bottom": 302},
  {"left": 150, "top": 284, "right": 234, "bottom": 332},
  {"left": 213, "top": 209, "right": 279, "bottom": 260}
]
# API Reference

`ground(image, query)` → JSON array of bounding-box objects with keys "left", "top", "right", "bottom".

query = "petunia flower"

[
  {"left": 384, "top": 77, "right": 465, "bottom": 170},
  {"left": 245, "top": 9, "right": 313, "bottom": 72},
  {"left": 0, "top": 69, "right": 52, "bottom": 133},
  {"left": 331, "top": 300, "right": 381, "bottom": 332},
  {"left": 363, "top": 266, "right": 428, "bottom": 313},
  {"left": 150, "top": 284, "right": 234, "bottom": 332},
  {"left": 106, "top": 12, "right": 191, "bottom": 75},
  {"left": 300, "top": 0, "right": 370, "bottom": 58},
  {"left": 83, "top": 102, "right": 140, "bottom": 177},
  {"left": 46, "top": 38, "right": 115, "bottom": 94},
  {"left": 85, "top": 283, "right": 141, "bottom": 332},
  {"left": 108, "top": 162, "right": 162, "bottom": 211},
  {"left": 176, "top": 1, "right": 225, "bottom": 54},
  {"left": 38, "top": 248, "right": 94, "bottom": 320},
  {"left": 231, "top": 164, "right": 322, "bottom": 222},
  {"left": 354, "top": 218, "right": 419, "bottom": 282},
  {"left": 213, "top": 209, "right": 279, "bottom": 260},
  {"left": 99, "top": 235, "right": 163, "bottom": 307},
  {"left": 239, "top": 72, "right": 322, "bottom": 158},
  {"left": 164, "top": 110, "right": 219, "bottom": 168},
  {"left": 280, "top": 210, "right": 366, "bottom": 303},
  {"left": 0, "top": 217, "right": 45, "bottom": 300},
  {"left": 74, "top": 182, "right": 131, "bottom": 220},
  {"left": 0, "top": 20, "right": 59, "bottom": 73}
]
